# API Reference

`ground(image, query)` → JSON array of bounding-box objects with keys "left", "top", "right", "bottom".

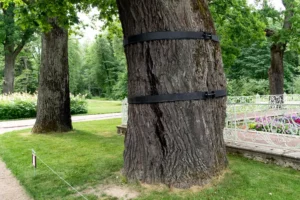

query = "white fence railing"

[
  {"left": 225, "top": 103, "right": 300, "bottom": 149},
  {"left": 121, "top": 95, "right": 300, "bottom": 149},
  {"left": 228, "top": 93, "right": 300, "bottom": 104}
]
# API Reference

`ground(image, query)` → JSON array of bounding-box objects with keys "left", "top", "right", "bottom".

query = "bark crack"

[{"left": 145, "top": 46, "right": 167, "bottom": 156}]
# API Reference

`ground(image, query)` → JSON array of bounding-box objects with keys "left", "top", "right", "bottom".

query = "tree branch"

[
  {"left": 282, "top": 0, "right": 294, "bottom": 30},
  {"left": 13, "top": 28, "right": 34, "bottom": 58}
]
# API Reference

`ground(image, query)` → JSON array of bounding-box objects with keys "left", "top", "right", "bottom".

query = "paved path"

[
  {"left": 0, "top": 113, "right": 121, "bottom": 199},
  {"left": 0, "top": 113, "right": 121, "bottom": 134},
  {"left": 0, "top": 161, "right": 31, "bottom": 200}
]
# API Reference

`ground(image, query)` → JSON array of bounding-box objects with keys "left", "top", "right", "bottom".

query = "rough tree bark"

[
  {"left": 117, "top": 0, "right": 227, "bottom": 188},
  {"left": 268, "top": 43, "right": 285, "bottom": 95},
  {"left": 32, "top": 19, "right": 72, "bottom": 133}
]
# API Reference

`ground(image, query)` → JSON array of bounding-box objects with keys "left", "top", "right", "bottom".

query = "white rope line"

[{"left": 34, "top": 153, "right": 88, "bottom": 200}]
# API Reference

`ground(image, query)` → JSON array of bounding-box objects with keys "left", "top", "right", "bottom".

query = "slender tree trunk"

[
  {"left": 23, "top": 57, "right": 29, "bottom": 92},
  {"left": 3, "top": 45, "right": 15, "bottom": 94},
  {"left": 32, "top": 19, "right": 72, "bottom": 133},
  {"left": 268, "top": 44, "right": 285, "bottom": 105},
  {"left": 268, "top": 44, "right": 285, "bottom": 95},
  {"left": 266, "top": 0, "right": 293, "bottom": 96},
  {"left": 117, "top": 0, "right": 227, "bottom": 188},
  {"left": 2, "top": 2, "right": 15, "bottom": 94}
]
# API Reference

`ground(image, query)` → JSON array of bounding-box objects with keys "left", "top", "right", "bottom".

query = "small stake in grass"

[{"left": 32, "top": 149, "right": 37, "bottom": 176}]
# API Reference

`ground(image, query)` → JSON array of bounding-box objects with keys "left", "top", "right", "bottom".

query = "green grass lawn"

[
  {"left": 87, "top": 100, "right": 122, "bottom": 115},
  {"left": 0, "top": 100, "right": 121, "bottom": 122},
  {"left": 0, "top": 119, "right": 300, "bottom": 199}
]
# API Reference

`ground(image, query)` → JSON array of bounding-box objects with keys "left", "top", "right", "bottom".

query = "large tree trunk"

[
  {"left": 3, "top": 45, "right": 15, "bottom": 94},
  {"left": 268, "top": 43, "right": 285, "bottom": 95},
  {"left": 117, "top": 0, "right": 227, "bottom": 188},
  {"left": 32, "top": 19, "right": 72, "bottom": 133}
]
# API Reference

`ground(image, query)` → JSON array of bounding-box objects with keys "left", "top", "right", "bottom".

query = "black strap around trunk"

[
  {"left": 124, "top": 31, "right": 219, "bottom": 46},
  {"left": 128, "top": 90, "right": 226, "bottom": 104}
]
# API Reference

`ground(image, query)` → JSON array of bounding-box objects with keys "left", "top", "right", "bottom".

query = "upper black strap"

[
  {"left": 124, "top": 31, "right": 219, "bottom": 46},
  {"left": 128, "top": 90, "right": 226, "bottom": 104}
]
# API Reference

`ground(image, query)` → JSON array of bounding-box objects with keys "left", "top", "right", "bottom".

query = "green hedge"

[
  {"left": 0, "top": 93, "right": 87, "bottom": 120},
  {"left": 70, "top": 95, "right": 88, "bottom": 114},
  {"left": 0, "top": 100, "right": 36, "bottom": 120}
]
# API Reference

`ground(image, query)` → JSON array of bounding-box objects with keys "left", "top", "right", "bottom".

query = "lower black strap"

[
  {"left": 128, "top": 90, "right": 226, "bottom": 104},
  {"left": 124, "top": 31, "right": 219, "bottom": 46}
]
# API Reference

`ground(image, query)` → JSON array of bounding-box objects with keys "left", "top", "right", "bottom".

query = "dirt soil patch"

[{"left": 82, "top": 184, "right": 140, "bottom": 199}]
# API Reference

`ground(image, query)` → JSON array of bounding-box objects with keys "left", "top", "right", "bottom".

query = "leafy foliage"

[
  {"left": 258, "top": 0, "right": 300, "bottom": 51},
  {"left": 227, "top": 78, "right": 269, "bottom": 96},
  {"left": 210, "top": 0, "right": 266, "bottom": 69},
  {"left": 228, "top": 41, "right": 300, "bottom": 95},
  {"left": 0, "top": 93, "right": 88, "bottom": 119},
  {"left": 0, "top": 99, "right": 36, "bottom": 119},
  {"left": 70, "top": 94, "right": 88, "bottom": 114},
  {"left": 1, "top": 0, "right": 299, "bottom": 98},
  {"left": 0, "top": 45, "right": 4, "bottom": 90},
  {"left": 68, "top": 38, "right": 83, "bottom": 94},
  {"left": 67, "top": 23, "right": 127, "bottom": 99}
]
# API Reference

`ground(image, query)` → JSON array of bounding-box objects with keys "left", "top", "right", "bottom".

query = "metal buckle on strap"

[
  {"left": 204, "top": 91, "right": 215, "bottom": 99},
  {"left": 203, "top": 32, "right": 212, "bottom": 40}
]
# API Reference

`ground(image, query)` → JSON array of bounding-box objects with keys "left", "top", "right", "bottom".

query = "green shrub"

[
  {"left": 227, "top": 79, "right": 269, "bottom": 96},
  {"left": 70, "top": 94, "right": 88, "bottom": 114},
  {"left": 82, "top": 90, "right": 93, "bottom": 99},
  {"left": 0, "top": 93, "right": 88, "bottom": 120}
]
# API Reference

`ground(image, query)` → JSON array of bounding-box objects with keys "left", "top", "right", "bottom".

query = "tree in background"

[
  {"left": 117, "top": 0, "right": 227, "bottom": 188},
  {"left": 14, "top": 44, "right": 39, "bottom": 93},
  {"left": 27, "top": 0, "right": 82, "bottom": 133},
  {"left": 8, "top": 0, "right": 86, "bottom": 133},
  {"left": 0, "top": 1, "right": 35, "bottom": 93},
  {"left": 108, "top": 21, "right": 127, "bottom": 99},
  {"left": 94, "top": 36, "right": 119, "bottom": 96},
  {"left": 260, "top": 0, "right": 300, "bottom": 95},
  {"left": 228, "top": 42, "right": 299, "bottom": 95},
  {"left": 77, "top": 25, "right": 127, "bottom": 99},
  {"left": 32, "top": 17, "right": 72, "bottom": 133},
  {"left": 0, "top": 45, "right": 4, "bottom": 88},
  {"left": 68, "top": 38, "right": 83, "bottom": 94},
  {"left": 81, "top": 42, "right": 99, "bottom": 96},
  {"left": 210, "top": 0, "right": 300, "bottom": 95}
]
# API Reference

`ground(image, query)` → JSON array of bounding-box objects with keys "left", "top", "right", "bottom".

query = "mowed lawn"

[
  {"left": 0, "top": 119, "right": 300, "bottom": 199},
  {"left": 0, "top": 100, "right": 122, "bottom": 122},
  {"left": 87, "top": 99, "right": 122, "bottom": 115}
]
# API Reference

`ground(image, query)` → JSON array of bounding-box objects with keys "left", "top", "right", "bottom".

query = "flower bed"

[
  {"left": 0, "top": 93, "right": 87, "bottom": 120},
  {"left": 248, "top": 115, "right": 300, "bottom": 136}
]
